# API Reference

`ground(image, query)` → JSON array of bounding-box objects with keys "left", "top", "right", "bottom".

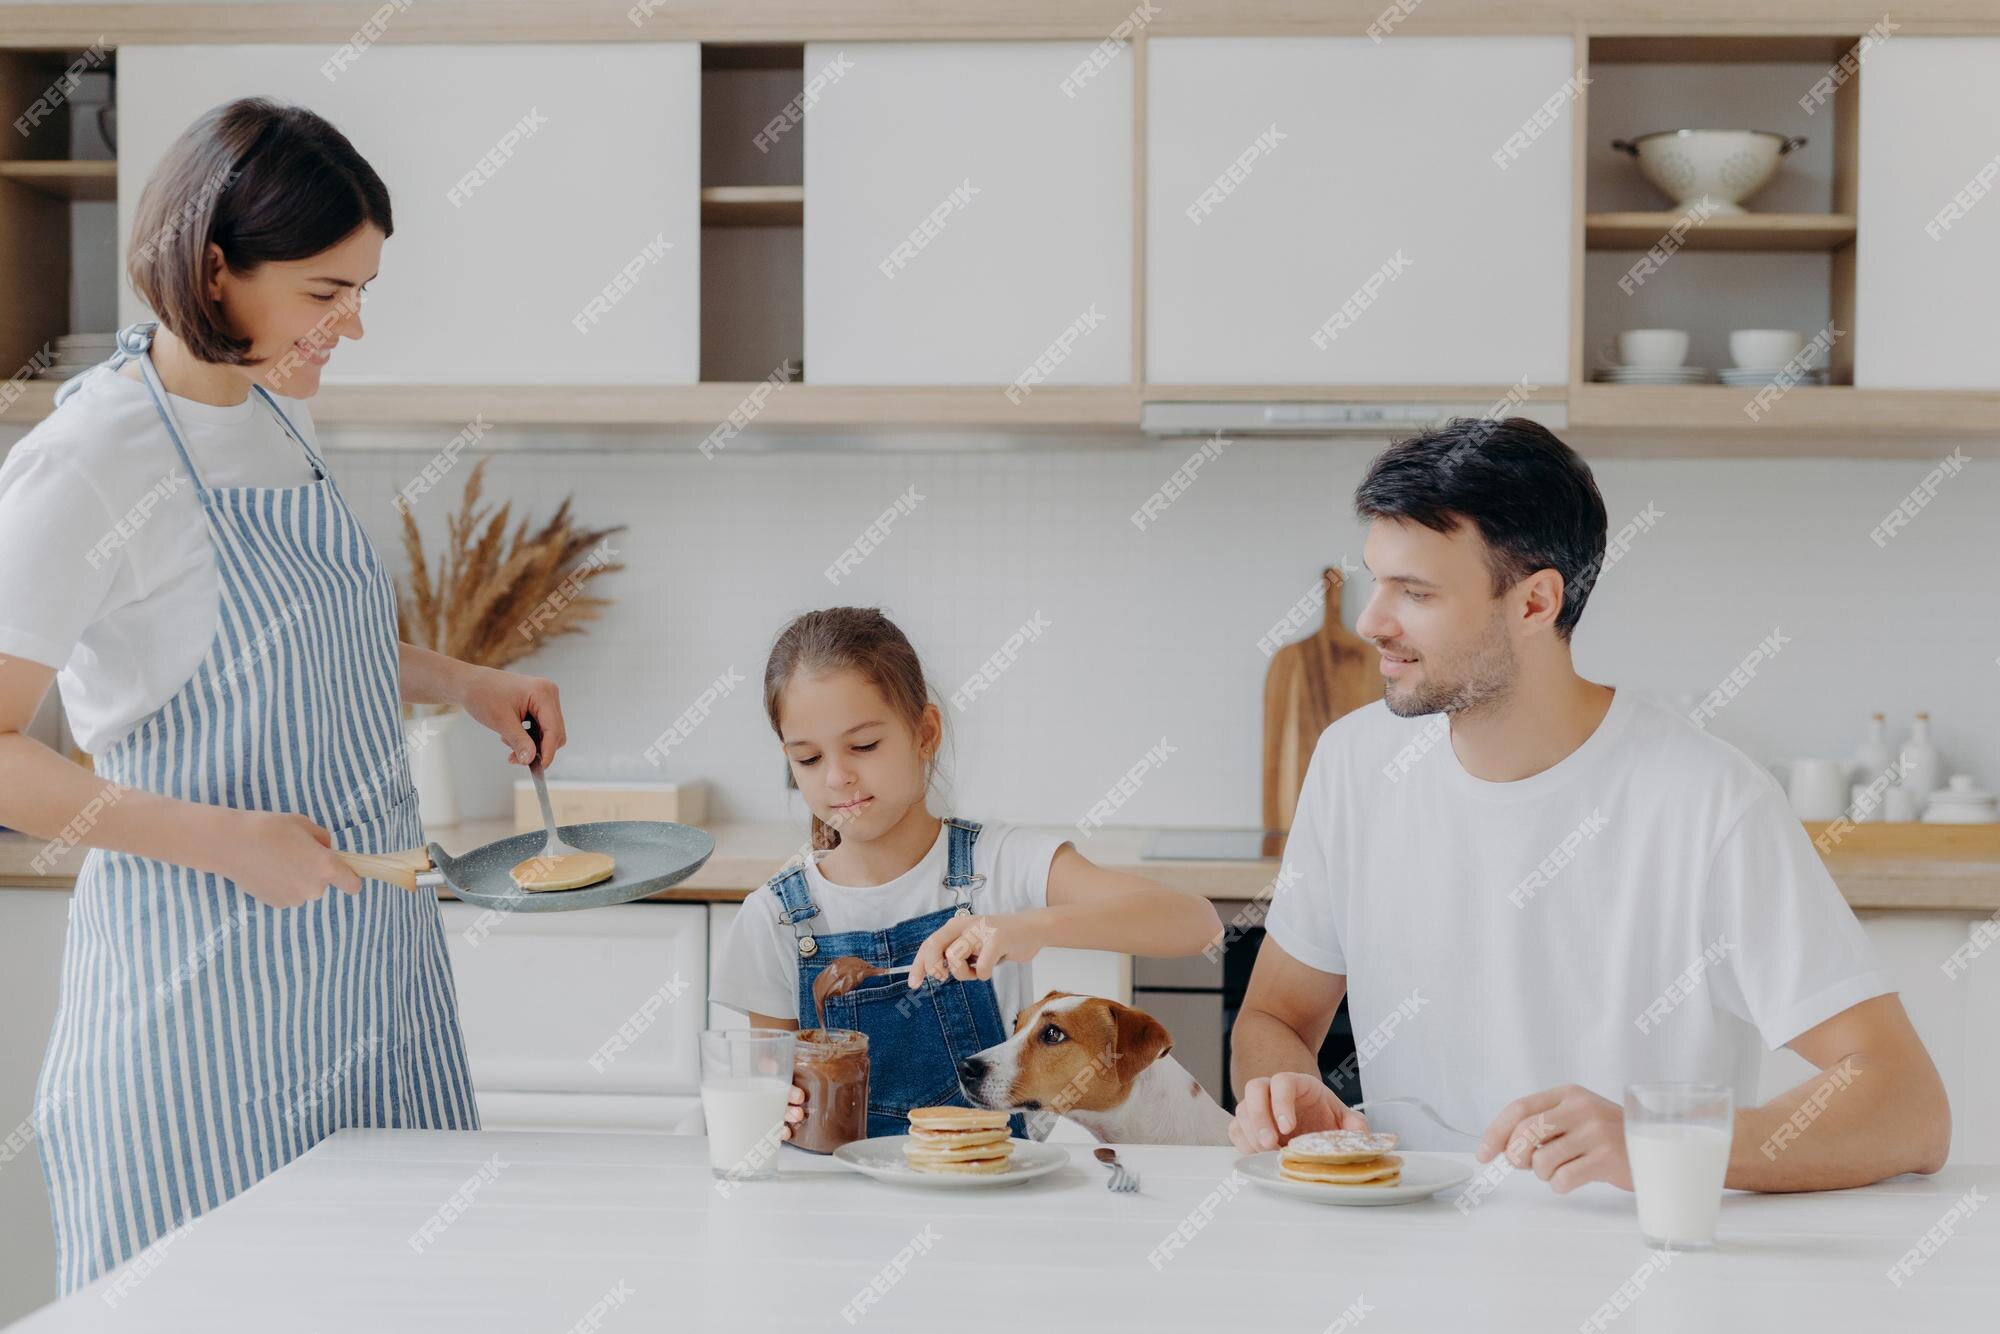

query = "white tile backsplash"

[{"left": 310, "top": 432, "right": 2000, "bottom": 831}]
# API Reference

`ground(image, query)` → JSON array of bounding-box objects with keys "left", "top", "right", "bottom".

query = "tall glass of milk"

[
  {"left": 1623, "top": 1082, "right": 1734, "bottom": 1251},
  {"left": 701, "top": 1029, "right": 797, "bottom": 1182}
]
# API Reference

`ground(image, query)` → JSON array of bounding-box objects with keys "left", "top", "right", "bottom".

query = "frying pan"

[
  {"left": 333, "top": 715, "right": 714, "bottom": 911},
  {"left": 338, "top": 819, "right": 715, "bottom": 913}
]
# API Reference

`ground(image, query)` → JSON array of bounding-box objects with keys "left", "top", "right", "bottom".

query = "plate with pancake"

[
  {"left": 833, "top": 1107, "right": 1069, "bottom": 1189},
  {"left": 1235, "top": 1128, "right": 1472, "bottom": 1207}
]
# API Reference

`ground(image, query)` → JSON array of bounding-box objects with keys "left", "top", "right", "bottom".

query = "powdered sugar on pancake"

[{"left": 1282, "top": 1129, "right": 1399, "bottom": 1157}]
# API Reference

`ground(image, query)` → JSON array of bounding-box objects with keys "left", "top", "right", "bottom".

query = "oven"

[{"left": 1131, "top": 900, "right": 1360, "bottom": 1113}]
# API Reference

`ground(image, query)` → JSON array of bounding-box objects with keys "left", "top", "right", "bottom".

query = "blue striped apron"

[{"left": 34, "top": 322, "right": 479, "bottom": 1295}]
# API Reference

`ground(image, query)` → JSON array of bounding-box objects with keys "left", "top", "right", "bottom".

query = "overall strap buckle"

[
  {"left": 941, "top": 818, "right": 984, "bottom": 912},
  {"left": 766, "top": 862, "right": 823, "bottom": 958}
]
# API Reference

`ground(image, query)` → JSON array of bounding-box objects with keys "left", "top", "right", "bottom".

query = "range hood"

[{"left": 1141, "top": 399, "right": 1568, "bottom": 437}]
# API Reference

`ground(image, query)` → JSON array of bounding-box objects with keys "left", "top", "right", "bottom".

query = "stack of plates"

[
  {"left": 33, "top": 332, "right": 119, "bottom": 379},
  {"left": 1717, "top": 365, "right": 1828, "bottom": 388},
  {"left": 1922, "top": 777, "right": 1998, "bottom": 825},
  {"left": 1592, "top": 365, "right": 1710, "bottom": 385}
]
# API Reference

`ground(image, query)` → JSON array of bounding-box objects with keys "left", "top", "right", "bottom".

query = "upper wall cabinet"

[
  {"left": 801, "top": 41, "right": 1132, "bottom": 387},
  {"left": 117, "top": 45, "right": 700, "bottom": 385},
  {"left": 1146, "top": 37, "right": 1575, "bottom": 388},
  {"left": 1855, "top": 38, "right": 2000, "bottom": 390}
]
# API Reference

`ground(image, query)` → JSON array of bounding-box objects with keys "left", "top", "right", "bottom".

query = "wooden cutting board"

[{"left": 1262, "top": 566, "right": 1384, "bottom": 852}]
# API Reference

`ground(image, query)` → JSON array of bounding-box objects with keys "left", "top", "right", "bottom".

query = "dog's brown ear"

[
  {"left": 1110, "top": 1002, "right": 1173, "bottom": 1086},
  {"left": 1012, "top": 989, "right": 1075, "bottom": 1033}
]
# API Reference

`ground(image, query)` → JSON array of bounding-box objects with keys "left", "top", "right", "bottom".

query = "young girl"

[{"left": 713, "top": 607, "right": 1222, "bottom": 1141}]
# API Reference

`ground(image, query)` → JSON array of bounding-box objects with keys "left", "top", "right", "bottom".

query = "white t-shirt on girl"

[
  {"left": 715, "top": 820, "right": 1070, "bottom": 1026},
  {"left": 0, "top": 362, "right": 320, "bottom": 754}
]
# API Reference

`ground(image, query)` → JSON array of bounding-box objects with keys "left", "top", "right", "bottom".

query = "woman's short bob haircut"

[{"left": 126, "top": 96, "right": 392, "bottom": 365}]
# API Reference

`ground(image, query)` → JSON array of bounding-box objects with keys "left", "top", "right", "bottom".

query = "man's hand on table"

[
  {"left": 1229, "top": 1071, "right": 1373, "bottom": 1154},
  {"left": 1477, "top": 1084, "right": 1632, "bottom": 1194}
]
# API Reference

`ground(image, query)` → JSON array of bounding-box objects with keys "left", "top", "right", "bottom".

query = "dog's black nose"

[{"left": 957, "top": 1055, "right": 987, "bottom": 1082}]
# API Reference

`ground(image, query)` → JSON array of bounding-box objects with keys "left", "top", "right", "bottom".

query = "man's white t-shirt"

[
  {"left": 1264, "top": 688, "right": 1893, "bottom": 1150},
  {"left": 0, "top": 362, "right": 320, "bottom": 754},
  {"left": 714, "top": 820, "right": 1070, "bottom": 1026}
]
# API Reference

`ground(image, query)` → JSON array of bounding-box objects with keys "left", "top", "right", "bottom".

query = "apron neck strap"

[
  {"left": 121, "top": 321, "right": 331, "bottom": 495},
  {"left": 127, "top": 324, "right": 210, "bottom": 502}
]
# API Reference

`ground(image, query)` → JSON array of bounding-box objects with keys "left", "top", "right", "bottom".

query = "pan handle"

[{"left": 335, "top": 848, "right": 440, "bottom": 893}]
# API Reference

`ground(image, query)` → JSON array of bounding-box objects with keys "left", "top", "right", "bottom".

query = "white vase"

[
  {"left": 1851, "top": 712, "right": 1892, "bottom": 784},
  {"left": 1898, "top": 712, "right": 1940, "bottom": 804},
  {"left": 406, "top": 710, "right": 460, "bottom": 829}
]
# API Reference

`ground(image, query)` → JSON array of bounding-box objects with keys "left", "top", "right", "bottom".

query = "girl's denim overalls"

[{"left": 773, "top": 817, "right": 1029, "bottom": 1139}]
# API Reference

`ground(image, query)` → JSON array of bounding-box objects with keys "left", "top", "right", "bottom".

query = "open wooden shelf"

[
  {"left": 0, "top": 160, "right": 115, "bottom": 202},
  {"left": 8, "top": 378, "right": 1995, "bottom": 453},
  {"left": 1589, "top": 35, "right": 1861, "bottom": 65},
  {"left": 1568, "top": 385, "right": 2000, "bottom": 438},
  {"left": 699, "top": 185, "right": 802, "bottom": 228},
  {"left": 1585, "top": 211, "right": 1856, "bottom": 252},
  {"left": 0, "top": 381, "right": 1144, "bottom": 431}
]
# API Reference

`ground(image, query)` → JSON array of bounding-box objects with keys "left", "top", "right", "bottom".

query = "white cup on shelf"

[
  {"left": 1728, "top": 328, "right": 1806, "bottom": 369},
  {"left": 1618, "top": 328, "right": 1691, "bottom": 368}
]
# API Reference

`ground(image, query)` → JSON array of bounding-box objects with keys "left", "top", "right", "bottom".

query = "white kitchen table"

[{"left": 7, "top": 1130, "right": 1994, "bottom": 1332}]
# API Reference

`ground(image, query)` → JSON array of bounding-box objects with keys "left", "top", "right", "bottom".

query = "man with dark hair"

[{"left": 1229, "top": 418, "right": 1950, "bottom": 1196}]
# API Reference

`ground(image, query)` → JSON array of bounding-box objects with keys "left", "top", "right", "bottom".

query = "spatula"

[{"left": 507, "top": 716, "right": 615, "bottom": 891}]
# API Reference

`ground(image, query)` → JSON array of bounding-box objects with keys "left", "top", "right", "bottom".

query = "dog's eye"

[{"left": 1039, "top": 1025, "right": 1066, "bottom": 1044}]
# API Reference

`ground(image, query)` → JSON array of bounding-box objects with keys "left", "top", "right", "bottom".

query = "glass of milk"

[
  {"left": 700, "top": 1029, "right": 797, "bottom": 1182},
  {"left": 1623, "top": 1082, "right": 1734, "bottom": 1251}
]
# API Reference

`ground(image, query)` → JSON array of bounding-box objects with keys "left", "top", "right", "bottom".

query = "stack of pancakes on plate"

[
  {"left": 903, "top": 1107, "right": 1015, "bottom": 1175},
  {"left": 1278, "top": 1129, "right": 1402, "bottom": 1187}
]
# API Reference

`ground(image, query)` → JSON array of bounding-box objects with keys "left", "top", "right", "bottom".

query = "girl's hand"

[
  {"left": 779, "top": 1081, "right": 806, "bottom": 1141},
  {"left": 459, "top": 666, "right": 567, "bottom": 767},
  {"left": 909, "top": 913, "right": 1046, "bottom": 986}
]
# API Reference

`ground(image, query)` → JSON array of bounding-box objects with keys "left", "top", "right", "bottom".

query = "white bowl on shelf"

[{"left": 1610, "top": 130, "right": 1807, "bottom": 214}]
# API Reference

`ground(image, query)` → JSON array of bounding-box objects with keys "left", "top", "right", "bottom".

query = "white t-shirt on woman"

[
  {"left": 714, "top": 820, "right": 1071, "bottom": 1025},
  {"left": 0, "top": 362, "right": 321, "bottom": 754}
]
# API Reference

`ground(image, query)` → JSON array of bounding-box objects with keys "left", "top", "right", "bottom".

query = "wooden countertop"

[{"left": 5, "top": 818, "right": 2000, "bottom": 913}]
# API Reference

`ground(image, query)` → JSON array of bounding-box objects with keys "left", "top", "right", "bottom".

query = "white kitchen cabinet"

[
  {"left": 0, "top": 890, "right": 70, "bottom": 1322},
  {"left": 1146, "top": 36, "right": 1574, "bottom": 386},
  {"left": 439, "top": 900, "right": 707, "bottom": 1132},
  {"left": 1756, "top": 911, "right": 1998, "bottom": 1165},
  {"left": 116, "top": 45, "right": 700, "bottom": 385},
  {"left": 802, "top": 41, "right": 1132, "bottom": 386},
  {"left": 1854, "top": 38, "right": 2000, "bottom": 389},
  {"left": 707, "top": 902, "right": 748, "bottom": 1031}
]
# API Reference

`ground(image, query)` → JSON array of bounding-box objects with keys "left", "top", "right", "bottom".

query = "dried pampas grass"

[{"left": 397, "top": 458, "right": 625, "bottom": 677}]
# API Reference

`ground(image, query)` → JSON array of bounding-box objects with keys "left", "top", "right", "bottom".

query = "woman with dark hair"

[{"left": 0, "top": 98, "right": 568, "bottom": 1291}]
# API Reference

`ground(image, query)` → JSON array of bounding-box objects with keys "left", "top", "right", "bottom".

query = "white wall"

[
  {"left": 3, "top": 419, "right": 1990, "bottom": 825},
  {"left": 283, "top": 432, "right": 2000, "bottom": 830}
]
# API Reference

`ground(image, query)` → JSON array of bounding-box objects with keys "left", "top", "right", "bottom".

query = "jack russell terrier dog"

[{"left": 956, "top": 991, "right": 1233, "bottom": 1146}]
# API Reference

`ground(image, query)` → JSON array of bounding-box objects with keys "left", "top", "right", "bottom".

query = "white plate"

[
  {"left": 1233, "top": 1151, "right": 1474, "bottom": 1206},
  {"left": 833, "top": 1135, "right": 1071, "bottom": 1188},
  {"left": 1718, "top": 370, "right": 1825, "bottom": 385}
]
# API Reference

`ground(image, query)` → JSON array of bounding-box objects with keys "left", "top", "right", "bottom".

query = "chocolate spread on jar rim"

[{"left": 790, "top": 1028, "right": 869, "bottom": 1154}]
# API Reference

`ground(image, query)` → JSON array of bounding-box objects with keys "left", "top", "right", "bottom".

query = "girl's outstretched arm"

[
  {"left": 1040, "top": 842, "right": 1224, "bottom": 957},
  {"left": 912, "top": 844, "right": 1224, "bottom": 983}
]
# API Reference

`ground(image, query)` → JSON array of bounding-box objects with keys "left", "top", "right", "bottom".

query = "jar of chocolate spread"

[{"left": 791, "top": 1028, "right": 869, "bottom": 1154}]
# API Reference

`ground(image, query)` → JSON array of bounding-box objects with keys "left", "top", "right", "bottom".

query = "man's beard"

[{"left": 1379, "top": 613, "right": 1517, "bottom": 719}]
